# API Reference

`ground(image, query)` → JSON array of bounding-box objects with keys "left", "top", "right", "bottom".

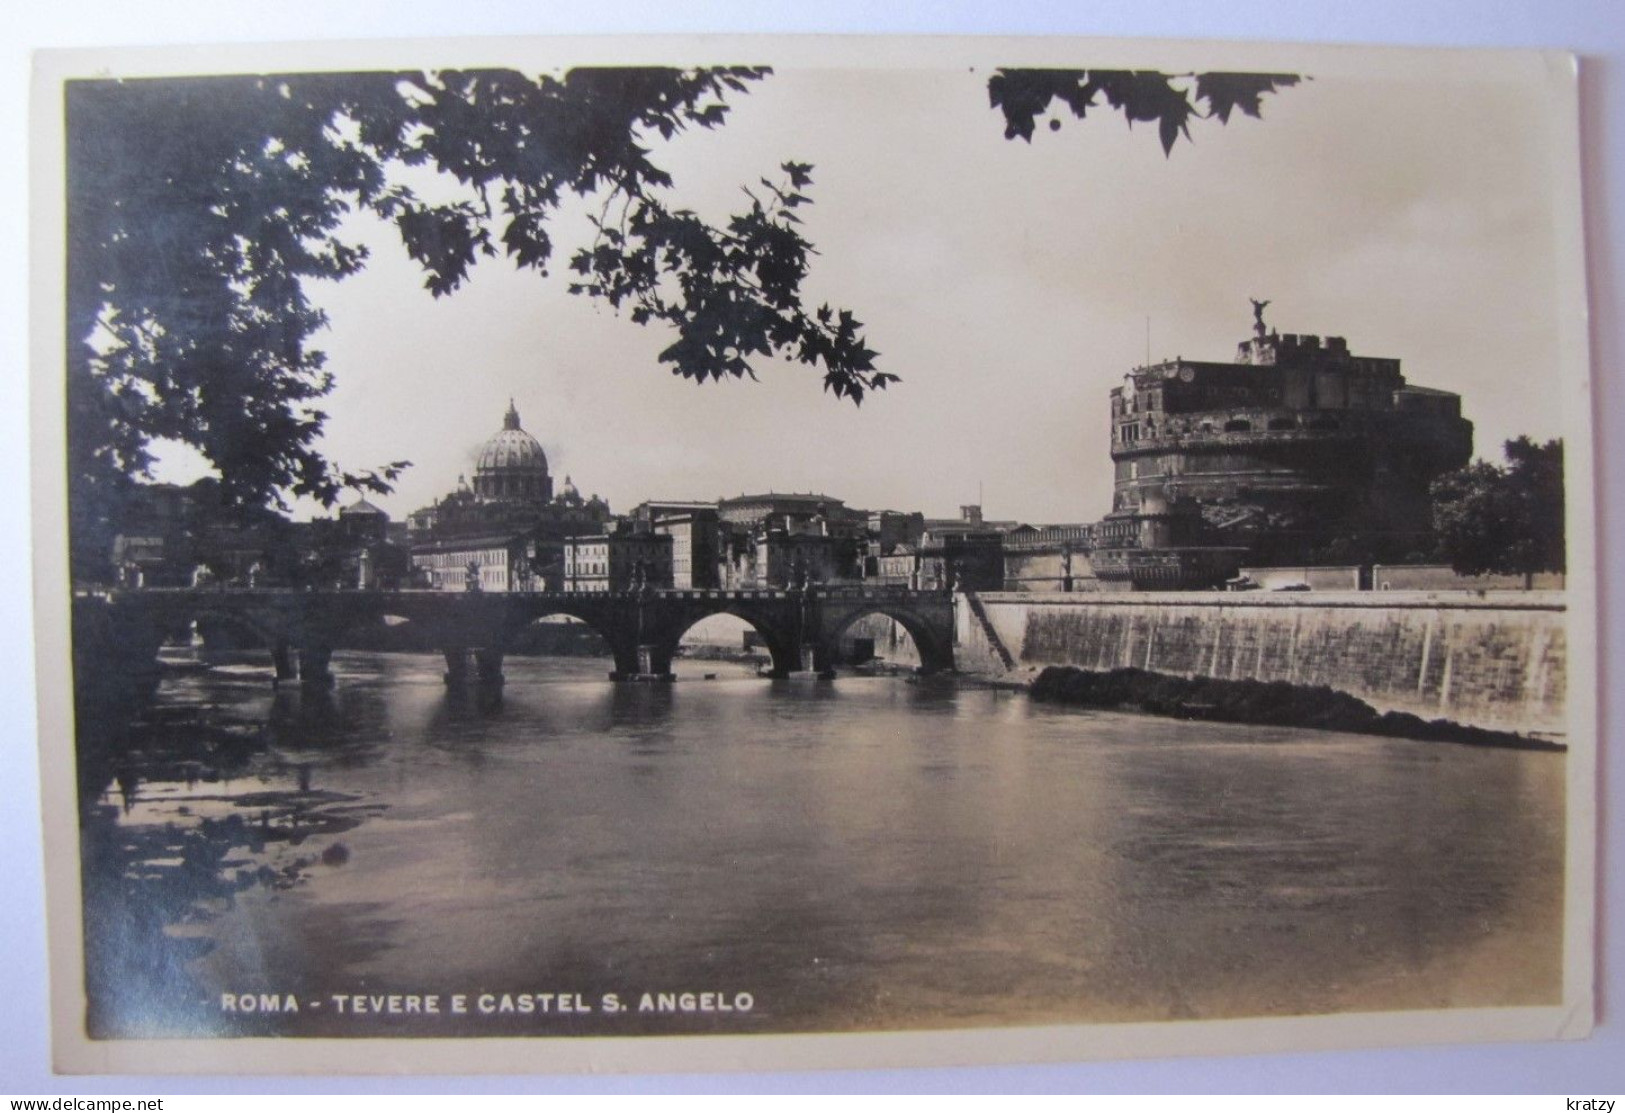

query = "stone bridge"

[{"left": 73, "top": 585, "right": 957, "bottom": 688}]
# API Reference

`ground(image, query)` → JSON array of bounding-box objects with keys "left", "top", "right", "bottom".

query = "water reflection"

[{"left": 80, "top": 652, "right": 1565, "bottom": 1038}]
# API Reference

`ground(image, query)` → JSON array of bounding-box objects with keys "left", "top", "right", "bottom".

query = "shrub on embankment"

[{"left": 1027, "top": 666, "right": 1563, "bottom": 752}]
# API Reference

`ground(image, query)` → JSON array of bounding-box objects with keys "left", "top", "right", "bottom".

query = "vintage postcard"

[{"left": 29, "top": 35, "right": 1596, "bottom": 1074}]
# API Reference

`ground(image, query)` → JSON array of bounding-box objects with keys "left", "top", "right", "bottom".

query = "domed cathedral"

[
  {"left": 407, "top": 400, "right": 613, "bottom": 592},
  {"left": 472, "top": 400, "right": 554, "bottom": 503}
]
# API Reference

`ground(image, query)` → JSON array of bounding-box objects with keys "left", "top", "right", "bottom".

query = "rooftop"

[{"left": 721, "top": 491, "right": 848, "bottom": 505}]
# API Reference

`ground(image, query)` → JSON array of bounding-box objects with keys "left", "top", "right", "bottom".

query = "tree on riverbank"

[{"left": 1430, "top": 437, "right": 1566, "bottom": 588}]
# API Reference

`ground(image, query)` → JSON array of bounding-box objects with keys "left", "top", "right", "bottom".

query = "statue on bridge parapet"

[{"left": 789, "top": 556, "right": 812, "bottom": 594}]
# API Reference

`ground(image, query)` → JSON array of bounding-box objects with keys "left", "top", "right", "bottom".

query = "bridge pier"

[
  {"left": 474, "top": 648, "right": 505, "bottom": 686},
  {"left": 639, "top": 645, "right": 675, "bottom": 682},
  {"left": 443, "top": 648, "right": 467, "bottom": 685},
  {"left": 272, "top": 643, "right": 299, "bottom": 683},
  {"left": 753, "top": 638, "right": 801, "bottom": 679},
  {"left": 608, "top": 644, "right": 674, "bottom": 682},
  {"left": 607, "top": 644, "right": 636, "bottom": 681},
  {"left": 298, "top": 645, "right": 334, "bottom": 687},
  {"left": 445, "top": 647, "right": 505, "bottom": 687},
  {"left": 443, "top": 648, "right": 473, "bottom": 686},
  {"left": 808, "top": 643, "right": 838, "bottom": 680}
]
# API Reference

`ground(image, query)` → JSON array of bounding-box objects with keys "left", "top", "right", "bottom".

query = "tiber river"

[{"left": 80, "top": 648, "right": 1566, "bottom": 1039}]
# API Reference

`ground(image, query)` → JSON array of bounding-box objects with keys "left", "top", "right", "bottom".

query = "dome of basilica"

[{"left": 473, "top": 400, "right": 553, "bottom": 502}]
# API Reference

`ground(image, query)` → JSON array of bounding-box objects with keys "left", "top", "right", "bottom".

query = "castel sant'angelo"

[{"left": 1091, "top": 302, "right": 1474, "bottom": 589}]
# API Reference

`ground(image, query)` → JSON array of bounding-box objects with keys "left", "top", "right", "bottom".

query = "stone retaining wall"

[{"left": 958, "top": 591, "right": 1568, "bottom": 737}]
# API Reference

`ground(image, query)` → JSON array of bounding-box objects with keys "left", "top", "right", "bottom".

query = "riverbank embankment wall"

[{"left": 957, "top": 591, "right": 1568, "bottom": 737}]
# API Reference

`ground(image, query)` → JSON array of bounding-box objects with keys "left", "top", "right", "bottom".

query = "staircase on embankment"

[{"left": 962, "top": 589, "right": 1017, "bottom": 672}]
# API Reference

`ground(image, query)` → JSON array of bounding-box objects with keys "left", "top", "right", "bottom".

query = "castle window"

[{"left": 1224, "top": 419, "right": 1252, "bottom": 432}]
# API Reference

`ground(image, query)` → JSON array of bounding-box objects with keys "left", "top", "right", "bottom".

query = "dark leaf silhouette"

[
  {"left": 988, "top": 68, "right": 1300, "bottom": 153},
  {"left": 566, "top": 163, "right": 891, "bottom": 401},
  {"left": 1194, "top": 72, "right": 1301, "bottom": 123}
]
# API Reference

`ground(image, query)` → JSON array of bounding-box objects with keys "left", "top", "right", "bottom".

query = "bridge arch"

[
  {"left": 820, "top": 603, "right": 955, "bottom": 675},
  {"left": 146, "top": 598, "right": 320, "bottom": 682},
  {"left": 656, "top": 607, "right": 801, "bottom": 678},
  {"left": 501, "top": 602, "right": 644, "bottom": 679},
  {"left": 185, "top": 607, "right": 284, "bottom": 652},
  {"left": 318, "top": 609, "right": 441, "bottom": 654},
  {"left": 507, "top": 612, "right": 613, "bottom": 657}
]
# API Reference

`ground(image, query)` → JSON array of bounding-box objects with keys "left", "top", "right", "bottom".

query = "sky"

[{"left": 152, "top": 50, "right": 1576, "bottom": 526}]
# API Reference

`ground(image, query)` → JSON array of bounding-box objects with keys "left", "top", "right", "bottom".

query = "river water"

[{"left": 81, "top": 651, "right": 1565, "bottom": 1039}]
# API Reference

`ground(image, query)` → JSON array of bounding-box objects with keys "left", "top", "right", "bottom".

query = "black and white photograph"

[{"left": 26, "top": 34, "right": 1596, "bottom": 1075}]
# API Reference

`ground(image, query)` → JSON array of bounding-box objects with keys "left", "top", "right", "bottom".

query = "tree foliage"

[
  {"left": 565, "top": 160, "right": 880, "bottom": 394},
  {"left": 1430, "top": 437, "right": 1566, "bottom": 585},
  {"left": 987, "top": 68, "right": 1300, "bottom": 153}
]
